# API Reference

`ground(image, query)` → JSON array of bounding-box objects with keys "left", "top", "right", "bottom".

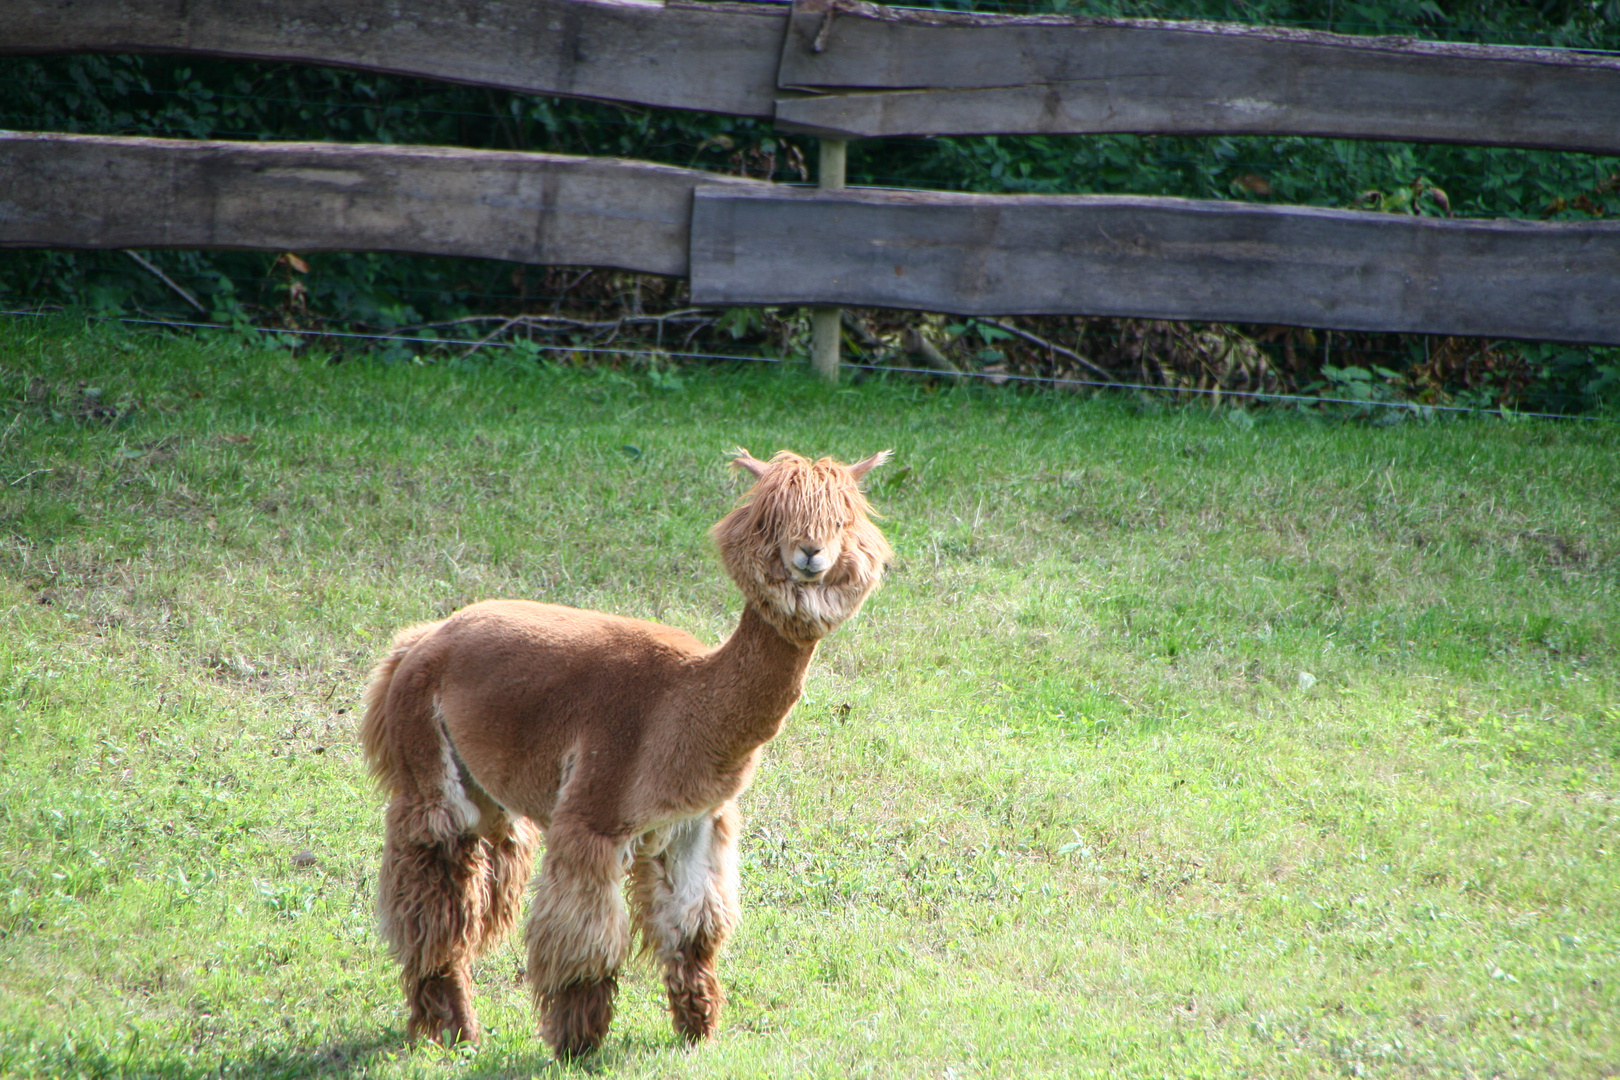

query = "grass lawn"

[{"left": 1, "top": 316, "right": 1616, "bottom": 1079}]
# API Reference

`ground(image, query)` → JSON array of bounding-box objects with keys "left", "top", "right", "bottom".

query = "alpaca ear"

[
  {"left": 849, "top": 450, "right": 893, "bottom": 480},
  {"left": 730, "top": 448, "right": 769, "bottom": 478}
]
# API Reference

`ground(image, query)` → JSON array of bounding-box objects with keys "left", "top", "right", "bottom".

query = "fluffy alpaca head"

[{"left": 711, "top": 449, "right": 894, "bottom": 643}]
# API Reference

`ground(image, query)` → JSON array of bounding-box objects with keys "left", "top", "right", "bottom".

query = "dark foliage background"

[{"left": 3, "top": 0, "right": 1619, "bottom": 411}]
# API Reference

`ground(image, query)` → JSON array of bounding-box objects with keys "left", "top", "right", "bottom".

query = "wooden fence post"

[{"left": 809, "top": 137, "right": 847, "bottom": 384}]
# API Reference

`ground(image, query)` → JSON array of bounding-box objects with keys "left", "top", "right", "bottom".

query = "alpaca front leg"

[
  {"left": 633, "top": 803, "right": 741, "bottom": 1044},
  {"left": 525, "top": 821, "right": 632, "bottom": 1058}
]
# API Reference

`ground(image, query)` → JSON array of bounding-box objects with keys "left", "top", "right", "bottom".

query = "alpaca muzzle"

[{"left": 786, "top": 541, "right": 836, "bottom": 582}]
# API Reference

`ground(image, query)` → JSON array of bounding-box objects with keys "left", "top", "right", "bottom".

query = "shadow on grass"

[
  {"left": 3, "top": 1030, "right": 408, "bottom": 1080},
  {"left": 451, "top": 1029, "right": 696, "bottom": 1079},
  {"left": 3, "top": 1017, "right": 703, "bottom": 1079}
]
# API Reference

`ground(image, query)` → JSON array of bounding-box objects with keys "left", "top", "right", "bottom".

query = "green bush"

[{"left": 1, "top": 0, "right": 1617, "bottom": 409}]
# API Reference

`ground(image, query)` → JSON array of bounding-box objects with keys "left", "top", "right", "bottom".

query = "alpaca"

[{"left": 360, "top": 448, "right": 893, "bottom": 1057}]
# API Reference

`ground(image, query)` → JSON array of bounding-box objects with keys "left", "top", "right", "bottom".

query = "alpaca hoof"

[
  {"left": 541, "top": 976, "right": 617, "bottom": 1059},
  {"left": 666, "top": 950, "right": 724, "bottom": 1043},
  {"left": 669, "top": 984, "right": 722, "bottom": 1043},
  {"left": 407, "top": 971, "right": 481, "bottom": 1048},
  {"left": 673, "top": 1009, "right": 719, "bottom": 1045},
  {"left": 421, "top": 1022, "right": 480, "bottom": 1049},
  {"left": 550, "top": 1032, "right": 603, "bottom": 1060}
]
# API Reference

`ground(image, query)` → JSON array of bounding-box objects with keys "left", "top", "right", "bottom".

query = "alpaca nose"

[{"left": 800, "top": 543, "right": 822, "bottom": 558}]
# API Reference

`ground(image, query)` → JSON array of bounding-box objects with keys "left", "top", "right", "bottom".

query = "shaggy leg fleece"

[
  {"left": 664, "top": 936, "right": 725, "bottom": 1042},
  {"left": 526, "top": 821, "right": 631, "bottom": 1057},
  {"left": 540, "top": 975, "right": 618, "bottom": 1058},
  {"left": 476, "top": 814, "right": 538, "bottom": 952},
  {"left": 629, "top": 805, "right": 741, "bottom": 1043},
  {"left": 378, "top": 802, "right": 497, "bottom": 1045},
  {"left": 409, "top": 966, "right": 479, "bottom": 1045}
]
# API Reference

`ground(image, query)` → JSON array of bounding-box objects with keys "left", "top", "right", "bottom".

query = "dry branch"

[
  {"left": 900, "top": 328, "right": 962, "bottom": 378},
  {"left": 978, "top": 318, "right": 1110, "bottom": 380},
  {"left": 122, "top": 250, "right": 206, "bottom": 313}
]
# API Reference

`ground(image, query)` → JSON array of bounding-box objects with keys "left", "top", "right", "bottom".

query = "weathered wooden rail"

[
  {"left": 690, "top": 187, "right": 1620, "bottom": 344},
  {"left": 775, "top": 0, "right": 1620, "bottom": 152},
  {"left": 0, "top": 0, "right": 788, "bottom": 119},
  {"left": 9, "top": 130, "right": 1615, "bottom": 345},
  {"left": 2, "top": 0, "right": 1618, "bottom": 351},
  {"left": 7, "top": 0, "right": 1620, "bottom": 150},
  {"left": 0, "top": 131, "right": 766, "bottom": 276}
]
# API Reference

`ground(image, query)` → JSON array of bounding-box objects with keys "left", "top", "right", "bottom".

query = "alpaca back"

[{"left": 360, "top": 620, "right": 442, "bottom": 794}]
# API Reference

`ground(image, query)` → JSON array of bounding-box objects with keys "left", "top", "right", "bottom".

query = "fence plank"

[
  {"left": 0, "top": 132, "right": 768, "bottom": 275},
  {"left": 690, "top": 186, "right": 1620, "bottom": 344},
  {"left": 0, "top": 0, "right": 788, "bottom": 119},
  {"left": 776, "top": 0, "right": 1620, "bottom": 152},
  {"left": 8, "top": 0, "right": 1619, "bottom": 149}
]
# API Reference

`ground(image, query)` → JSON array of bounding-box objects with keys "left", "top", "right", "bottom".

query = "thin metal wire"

[
  {"left": 0, "top": 308, "right": 790, "bottom": 365},
  {"left": 1, "top": 279, "right": 1467, "bottom": 361},
  {"left": 86, "top": 281, "right": 1620, "bottom": 398},
  {"left": 842, "top": 360, "right": 1612, "bottom": 421},
  {"left": 4, "top": 307, "right": 1609, "bottom": 421}
]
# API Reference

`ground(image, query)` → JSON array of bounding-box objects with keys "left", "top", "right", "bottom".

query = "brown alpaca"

[{"left": 360, "top": 449, "right": 892, "bottom": 1057}]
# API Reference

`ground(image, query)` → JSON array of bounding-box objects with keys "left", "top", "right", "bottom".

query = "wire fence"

[
  {"left": 4, "top": 306, "right": 1609, "bottom": 423},
  {"left": 1, "top": 253, "right": 1602, "bottom": 370},
  {"left": 3, "top": 1, "right": 1616, "bottom": 412}
]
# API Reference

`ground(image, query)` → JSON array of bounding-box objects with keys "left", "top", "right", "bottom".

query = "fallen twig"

[
  {"left": 9, "top": 467, "right": 53, "bottom": 487},
  {"left": 454, "top": 309, "right": 725, "bottom": 360},
  {"left": 412, "top": 309, "right": 721, "bottom": 334},
  {"left": 123, "top": 251, "right": 207, "bottom": 313},
  {"left": 0, "top": 411, "right": 23, "bottom": 450},
  {"left": 979, "top": 317, "right": 1113, "bottom": 380},
  {"left": 901, "top": 328, "right": 962, "bottom": 379},
  {"left": 457, "top": 316, "right": 523, "bottom": 360},
  {"left": 840, "top": 311, "right": 890, "bottom": 358}
]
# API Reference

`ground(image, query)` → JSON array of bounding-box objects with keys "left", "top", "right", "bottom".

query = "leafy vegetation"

[
  {"left": 1, "top": 0, "right": 1618, "bottom": 410},
  {"left": 2, "top": 316, "right": 1617, "bottom": 1076}
]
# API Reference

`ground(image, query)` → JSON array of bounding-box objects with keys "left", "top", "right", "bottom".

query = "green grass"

[{"left": 1, "top": 316, "right": 1617, "bottom": 1079}]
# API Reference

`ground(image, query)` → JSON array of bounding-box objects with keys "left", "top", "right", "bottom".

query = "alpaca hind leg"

[
  {"left": 634, "top": 803, "right": 741, "bottom": 1043},
  {"left": 474, "top": 809, "right": 539, "bottom": 955},
  {"left": 525, "top": 819, "right": 632, "bottom": 1058},
  {"left": 377, "top": 798, "right": 492, "bottom": 1046}
]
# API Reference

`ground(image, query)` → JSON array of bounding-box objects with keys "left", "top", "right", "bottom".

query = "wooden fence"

[{"left": 3, "top": 0, "right": 1618, "bottom": 350}]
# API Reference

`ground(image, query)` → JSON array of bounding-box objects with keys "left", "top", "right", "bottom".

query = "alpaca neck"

[{"left": 695, "top": 602, "right": 819, "bottom": 764}]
